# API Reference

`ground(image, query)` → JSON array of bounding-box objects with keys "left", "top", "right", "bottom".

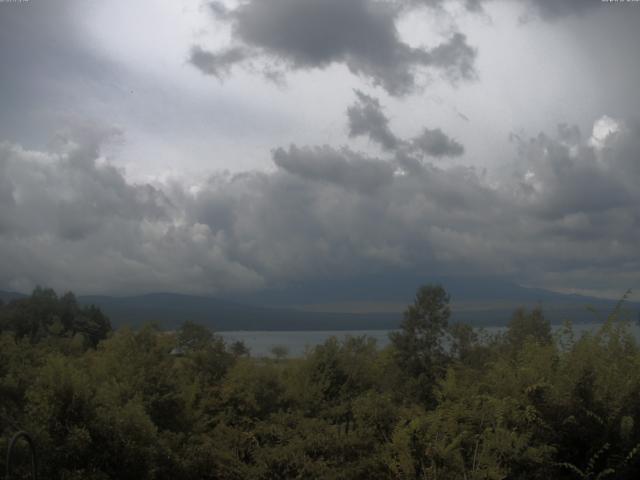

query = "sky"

[{"left": 1, "top": 0, "right": 640, "bottom": 300}]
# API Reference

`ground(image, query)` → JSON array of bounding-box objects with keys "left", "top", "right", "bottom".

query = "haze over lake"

[{"left": 222, "top": 322, "right": 640, "bottom": 357}]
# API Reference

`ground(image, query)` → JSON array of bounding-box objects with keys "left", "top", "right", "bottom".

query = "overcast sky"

[{"left": 1, "top": 0, "right": 639, "bottom": 299}]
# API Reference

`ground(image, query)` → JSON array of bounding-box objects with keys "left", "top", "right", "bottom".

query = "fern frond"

[{"left": 555, "top": 461, "right": 586, "bottom": 478}]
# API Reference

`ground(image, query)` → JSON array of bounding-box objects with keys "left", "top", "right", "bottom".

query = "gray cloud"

[
  {"left": 402, "top": 0, "right": 487, "bottom": 13},
  {"left": 412, "top": 128, "right": 465, "bottom": 158},
  {"left": 3, "top": 114, "right": 640, "bottom": 296},
  {"left": 189, "top": 46, "right": 250, "bottom": 79},
  {"left": 347, "top": 90, "right": 400, "bottom": 150},
  {"left": 191, "top": 0, "right": 477, "bottom": 95},
  {"left": 187, "top": 147, "right": 501, "bottom": 285},
  {"left": 0, "top": 128, "right": 262, "bottom": 294},
  {"left": 509, "top": 119, "right": 640, "bottom": 220},
  {"left": 524, "top": 0, "right": 601, "bottom": 20},
  {"left": 273, "top": 144, "right": 395, "bottom": 193},
  {"left": 347, "top": 91, "right": 464, "bottom": 158},
  {"left": 421, "top": 32, "right": 476, "bottom": 83},
  {"left": 409, "top": 0, "right": 601, "bottom": 21},
  {"left": 0, "top": 126, "right": 170, "bottom": 241},
  {"left": 2, "top": 0, "right": 638, "bottom": 301},
  {"left": 209, "top": 1, "right": 232, "bottom": 20}
]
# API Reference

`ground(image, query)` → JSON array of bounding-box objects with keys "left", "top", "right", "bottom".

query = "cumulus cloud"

[
  {"left": 509, "top": 118, "right": 639, "bottom": 219},
  {"left": 0, "top": 126, "right": 169, "bottom": 241},
  {"left": 190, "top": 0, "right": 477, "bottom": 95},
  {"left": 187, "top": 146, "right": 501, "bottom": 284},
  {"left": 0, "top": 128, "right": 262, "bottom": 294},
  {"left": 2, "top": 113, "right": 640, "bottom": 296},
  {"left": 589, "top": 115, "right": 622, "bottom": 149}
]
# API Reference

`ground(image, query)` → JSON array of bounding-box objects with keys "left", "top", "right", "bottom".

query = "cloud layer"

[
  {"left": 1, "top": 103, "right": 639, "bottom": 296},
  {"left": 1, "top": 0, "right": 637, "bottom": 300}
]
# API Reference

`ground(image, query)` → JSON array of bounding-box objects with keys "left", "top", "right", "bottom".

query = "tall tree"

[{"left": 390, "top": 284, "right": 451, "bottom": 405}]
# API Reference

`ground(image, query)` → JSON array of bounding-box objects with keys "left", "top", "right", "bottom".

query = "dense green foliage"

[
  {"left": 0, "top": 287, "right": 111, "bottom": 347},
  {"left": 1, "top": 286, "right": 640, "bottom": 479}
]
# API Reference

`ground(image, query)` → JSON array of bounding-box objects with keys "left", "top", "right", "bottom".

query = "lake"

[{"left": 221, "top": 321, "right": 640, "bottom": 357}]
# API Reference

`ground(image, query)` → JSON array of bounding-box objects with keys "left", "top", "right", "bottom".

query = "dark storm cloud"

[
  {"left": 3, "top": 0, "right": 639, "bottom": 299},
  {"left": 188, "top": 146, "right": 501, "bottom": 284},
  {"left": 3, "top": 113, "right": 640, "bottom": 294},
  {"left": 347, "top": 91, "right": 464, "bottom": 158},
  {"left": 178, "top": 116, "right": 640, "bottom": 292},
  {"left": 191, "top": 0, "right": 477, "bottom": 95}
]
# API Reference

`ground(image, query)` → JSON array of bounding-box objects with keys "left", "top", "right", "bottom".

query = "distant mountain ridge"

[
  {"left": 0, "top": 290, "right": 26, "bottom": 303},
  {"left": 1, "top": 279, "right": 637, "bottom": 331},
  {"left": 225, "top": 274, "right": 626, "bottom": 307},
  {"left": 77, "top": 292, "right": 397, "bottom": 331}
]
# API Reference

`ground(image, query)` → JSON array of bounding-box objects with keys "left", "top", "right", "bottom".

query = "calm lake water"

[{"left": 221, "top": 322, "right": 640, "bottom": 357}]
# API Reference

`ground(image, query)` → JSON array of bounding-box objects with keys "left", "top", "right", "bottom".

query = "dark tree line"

[
  {"left": 0, "top": 287, "right": 111, "bottom": 347},
  {"left": 1, "top": 285, "right": 639, "bottom": 479}
]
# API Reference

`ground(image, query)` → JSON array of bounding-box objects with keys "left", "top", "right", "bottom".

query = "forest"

[{"left": 1, "top": 286, "right": 640, "bottom": 479}]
